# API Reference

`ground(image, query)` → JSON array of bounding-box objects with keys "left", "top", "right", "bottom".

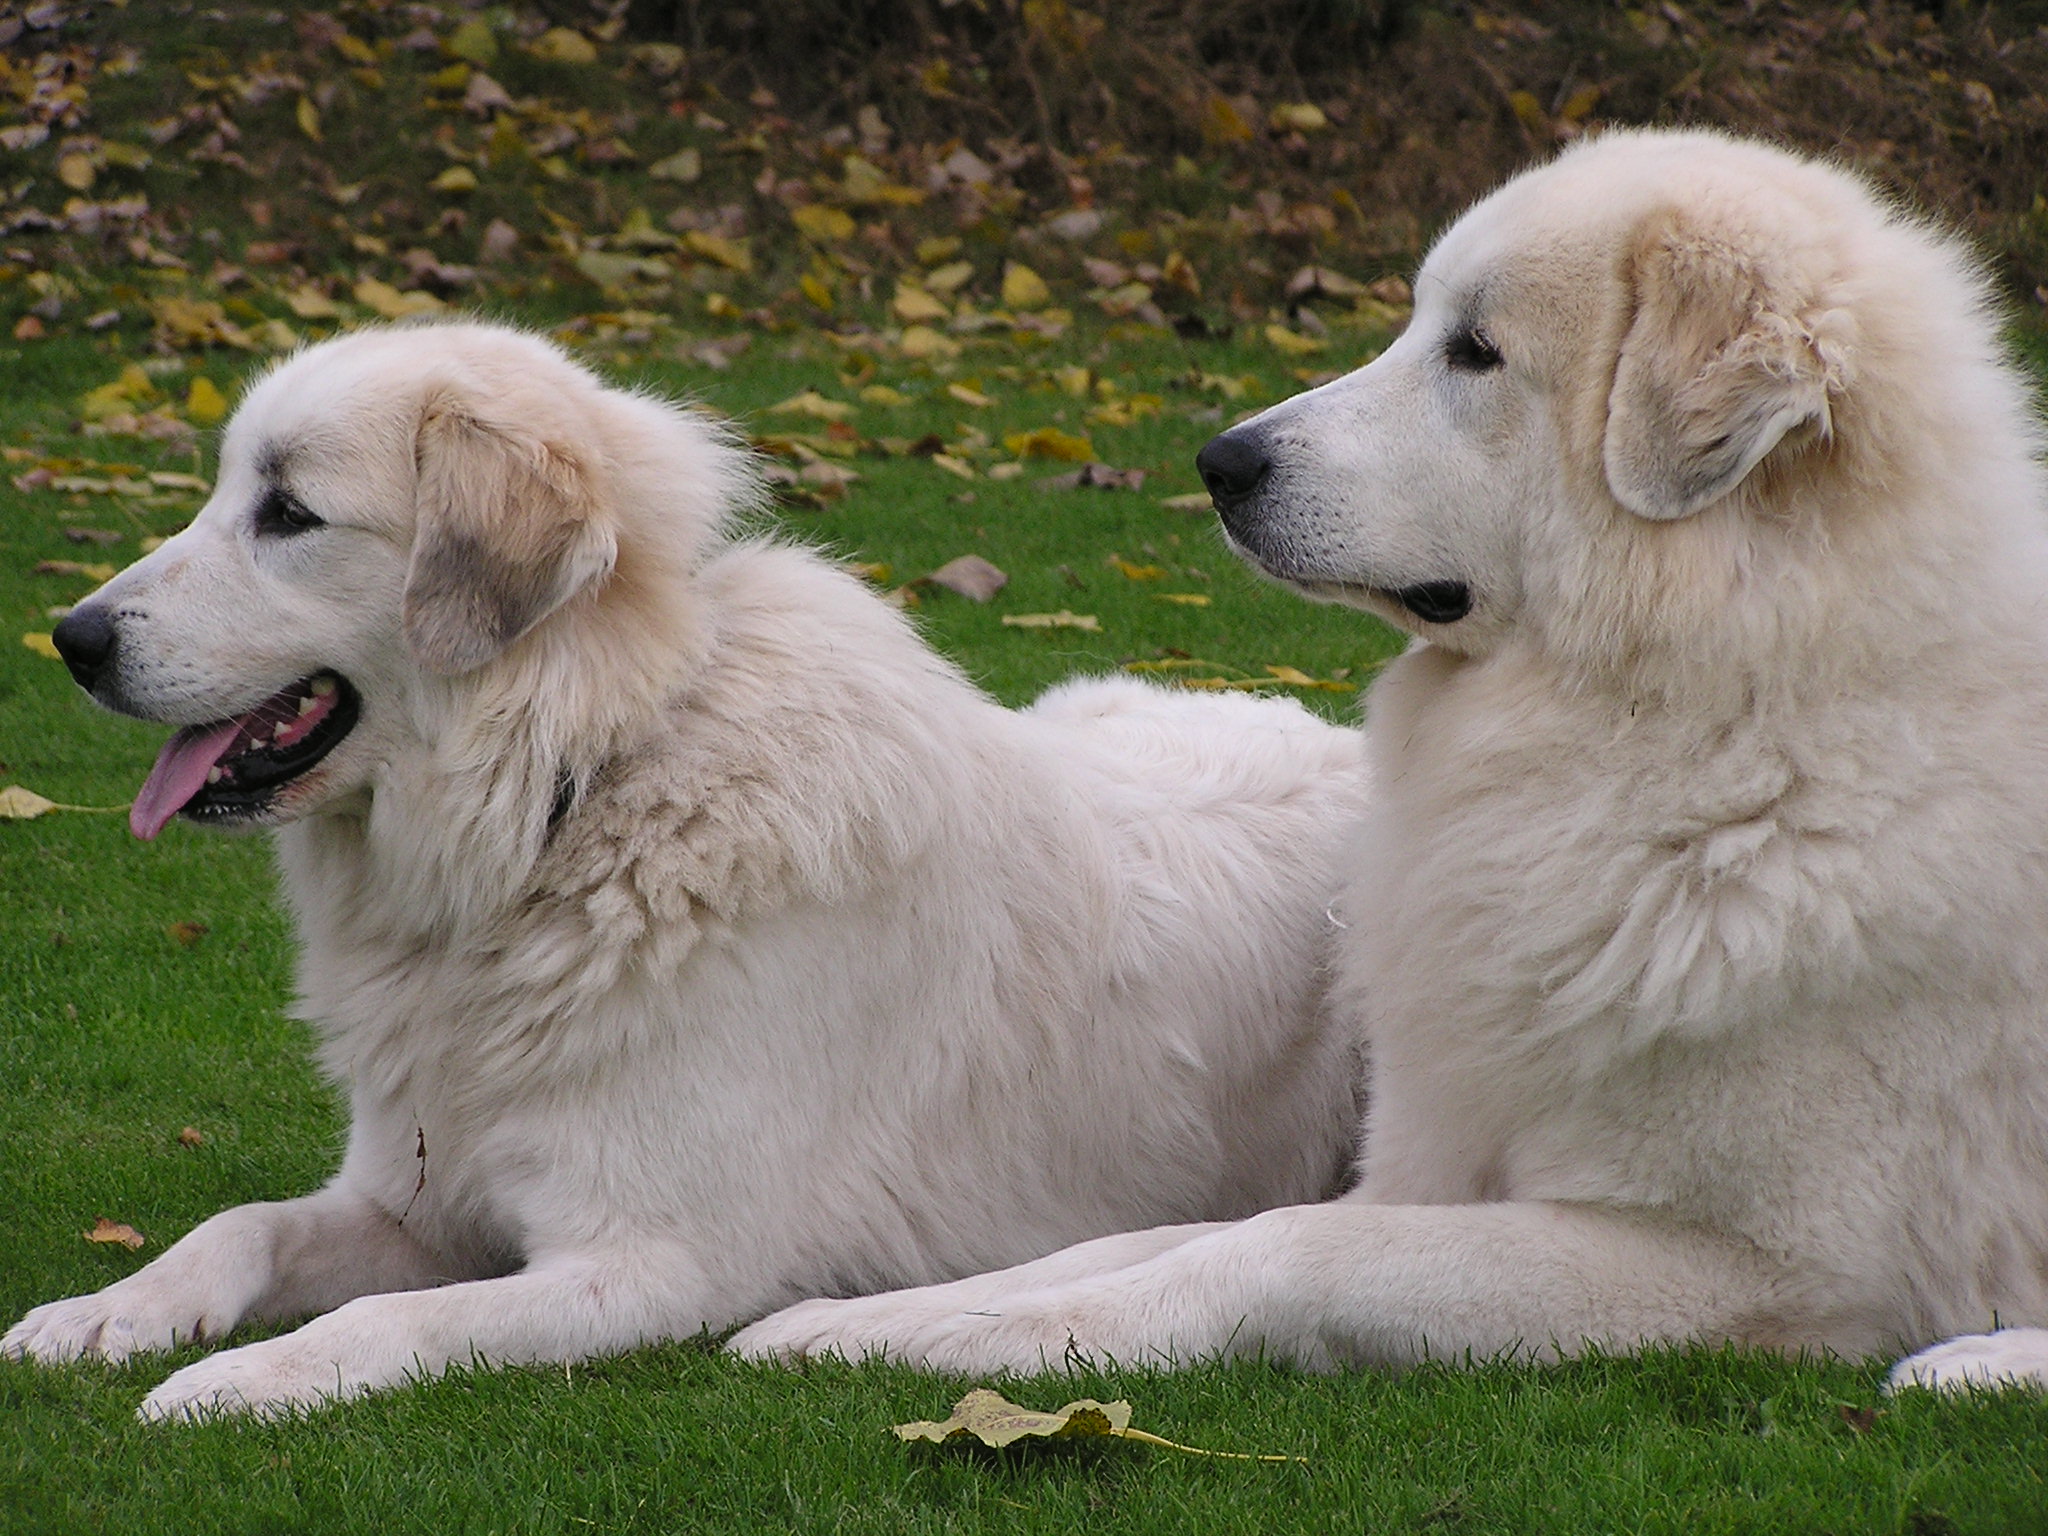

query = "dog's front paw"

[
  {"left": 139, "top": 1335, "right": 365, "bottom": 1423},
  {"left": 1887, "top": 1329, "right": 2048, "bottom": 1394},
  {"left": 4, "top": 1281, "right": 218, "bottom": 1366}
]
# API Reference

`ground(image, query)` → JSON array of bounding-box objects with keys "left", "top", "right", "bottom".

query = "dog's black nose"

[
  {"left": 51, "top": 604, "right": 115, "bottom": 692},
  {"left": 1196, "top": 431, "right": 1270, "bottom": 509}
]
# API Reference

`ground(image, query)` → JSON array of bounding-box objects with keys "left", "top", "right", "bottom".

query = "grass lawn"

[{"left": 4, "top": 317, "right": 2048, "bottom": 1536}]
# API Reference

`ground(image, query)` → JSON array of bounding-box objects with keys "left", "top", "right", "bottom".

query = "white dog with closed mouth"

[
  {"left": 2, "top": 322, "right": 1369, "bottom": 1419},
  {"left": 733, "top": 129, "right": 2048, "bottom": 1392}
]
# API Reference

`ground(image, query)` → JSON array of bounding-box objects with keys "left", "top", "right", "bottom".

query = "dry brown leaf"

[
  {"left": 925, "top": 555, "right": 1008, "bottom": 602},
  {"left": 895, "top": 1387, "right": 1303, "bottom": 1462},
  {"left": 85, "top": 1218, "right": 145, "bottom": 1250}
]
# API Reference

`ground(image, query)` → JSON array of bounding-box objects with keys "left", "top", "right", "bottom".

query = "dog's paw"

[
  {"left": 3, "top": 1283, "right": 212, "bottom": 1366},
  {"left": 1887, "top": 1329, "right": 2048, "bottom": 1394},
  {"left": 139, "top": 1335, "right": 365, "bottom": 1423}
]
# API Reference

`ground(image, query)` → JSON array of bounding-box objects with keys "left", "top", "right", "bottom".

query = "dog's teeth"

[
  {"left": 309, "top": 676, "right": 336, "bottom": 697},
  {"left": 297, "top": 695, "right": 319, "bottom": 716},
  {"left": 206, "top": 768, "right": 222, "bottom": 785},
  {"left": 273, "top": 722, "right": 291, "bottom": 741}
]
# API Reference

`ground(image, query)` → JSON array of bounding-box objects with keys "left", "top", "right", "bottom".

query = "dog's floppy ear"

[
  {"left": 404, "top": 387, "right": 617, "bottom": 674},
  {"left": 1603, "top": 211, "right": 1848, "bottom": 521}
]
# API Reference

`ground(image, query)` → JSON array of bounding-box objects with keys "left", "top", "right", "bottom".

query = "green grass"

[{"left": 5, "top": 321, "right": 2048, "bottom": 1536}]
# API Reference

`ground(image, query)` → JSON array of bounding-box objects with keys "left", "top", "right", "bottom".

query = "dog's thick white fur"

[
  {"left": 733, "top": 130, "right": 2048, "bottom": 1392},
  {"left": 3, "top": 322, "right": 1368, "bottom": 1419}
]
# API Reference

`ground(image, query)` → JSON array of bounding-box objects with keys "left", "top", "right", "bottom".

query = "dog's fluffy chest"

[{"left": 1348, "top": 643, "right": 2048, "bottom": 1237}]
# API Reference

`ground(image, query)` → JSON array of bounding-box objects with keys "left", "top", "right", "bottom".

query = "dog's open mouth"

[{"left": 130, "top": 673, "right": 360, "bottom": 840}]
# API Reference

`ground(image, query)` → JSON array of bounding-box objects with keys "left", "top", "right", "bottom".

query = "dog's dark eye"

[
  {"left": 1445, "top": 327, "right": 1504, "bottom": 373},
  {"left": 254, "top": 488, "right": 324, "bottom": 537}
]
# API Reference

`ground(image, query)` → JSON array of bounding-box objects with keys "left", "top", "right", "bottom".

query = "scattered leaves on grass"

[
  {"left": 165, "top": 921, "right": 210, "bottom": 947},
  {"left": 894, "top": 1387, "right": 1304, "bottom": 1462},
  {"left": 21, "top": 633, "right": 60, "bottom": 659},
  {"left": 178, "top": 1126, "right": 206, "bottom": 1148},
  {"left": 1160, "top": 492, "right": 1216, "bottom": 512},
  {"left": 85, "top": 1218, "right": 145, "bottom": 1250},
  {"left": 1002, "top": 610, "right": 1100, "bottom": 631}
]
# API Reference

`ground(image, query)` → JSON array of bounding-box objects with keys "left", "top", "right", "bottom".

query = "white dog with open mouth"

[
  {"left": 733, "top": 129, "right": 2048, "bottom": 1392},
  {"left": 3, "top": 322, "right": 1368, "bottom": 1419}
]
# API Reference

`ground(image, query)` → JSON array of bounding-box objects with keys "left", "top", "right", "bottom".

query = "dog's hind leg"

[
  {"left": 134, "top": 1250, "right": 709, "bottom": 1420},
  {"left": 3, "top": 1187, "right": 452, "bottom": 1368}
]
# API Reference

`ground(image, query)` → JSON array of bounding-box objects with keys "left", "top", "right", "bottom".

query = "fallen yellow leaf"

[
  {"left": 529, "top": 26, "right": 597, "bottom": 64},
  {"left": 1269, "top": 101, "right": 1329, "bottom": 133},
  {"left": 891, "top": 282, "right": 949, "bottom": 323},
  {"left": 1154, "top": 592, "right": 1211, "bottom": 606},
  {"left": 85, "top": 1218, "right": 145, "bottom": 1250},
  {"left": 768, "top": 390, "right": 855, "bottom": 422},
  {"left": 898, "top": 324, "right": 961, "bottom": 361},
  {"left": 650, "top": 147, "right": 702, "bottom": 183},
  {"left": 1002, "top": 611, "right": 1100, "bottom": 631},
  {"left": 792, "top": 204, "right": 856, "bottom": 243},
  {"left": 295, "top": 96, "right": 322, "bottom": 143},
  {"left": 683, "top": 230, "right": 753, "bottom": 274},
  {"left": 1001, "top": 262, "right": 1052, "bottom": 310},
  {"left": 1264, "top": 323, "right": 1327, "bottom": 356},
  {"left": 0, "top": 785, "right": 56, "bottom": 818},
  {"left": 1003, "top": 426, "right": 1095, "bottom": 462},
  {"left": 444, "top": 17, "right": 497, "bottom": 64},
  {"left": 22, "top": 633, "right": 59, "bottom": 660},
  {"left": 284, "top": 285, "right": 341, "bottom": 319},
  {"left": 894, "top": 1387, "right": 1303, "bottom": 1462},
  {"left": 430, "top": 165, "right": 478, "bottom": 194},
  {"left": 185, "top": 377, "right": 228, "bottom": 425},
  {"left": 799, "top": 273, "right": 835, "bottom": 310},
  {"left": 353, "top": 278, "right": 442, "bottom": 320},
  {"left": 925, "top": 260, "right": 974, "bottom": 294}
]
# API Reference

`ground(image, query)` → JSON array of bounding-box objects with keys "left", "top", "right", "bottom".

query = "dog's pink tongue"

[{"left": 130, "top": 721, "right": 243, "bottom": 840}]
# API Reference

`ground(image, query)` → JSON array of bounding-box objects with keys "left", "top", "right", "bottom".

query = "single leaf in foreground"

[
  {"left": 0, "top": 785, "right": 56, "bottom": 819},
  {"left": 85, "top": 1218, "right": 145, "bottom": 1250},
  {"left": 0, "top": 784, "right": 127, "bottom": 818},
  {"left": 894, "top": 1387, "right": 1303, "bottom": 1462}
]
